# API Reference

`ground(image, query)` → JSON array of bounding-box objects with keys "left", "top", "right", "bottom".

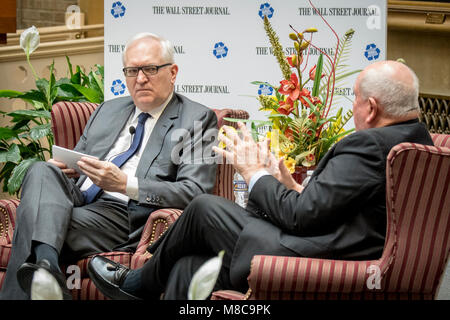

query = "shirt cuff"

[
  {"left": 248, "top": 170, "right": 270, "bottom": 194},
  {"left": 126, "top": 176, "right": 139, "bottom": 201}
]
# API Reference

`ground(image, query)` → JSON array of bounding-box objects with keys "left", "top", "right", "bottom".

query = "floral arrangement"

[{"left": 251, "top": 3, "right": 360, "bottom": 172}]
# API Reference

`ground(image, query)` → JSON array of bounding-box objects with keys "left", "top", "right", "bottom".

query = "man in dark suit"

[
  {"left": 88, "top": 60, "right": 433, "bottom": 300},
  {"left": 0, "top": 33, "right": 217, "bottom": 300}
]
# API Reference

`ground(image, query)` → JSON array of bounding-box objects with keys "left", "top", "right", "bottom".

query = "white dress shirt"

[{"left": 80, "top": 92, "right": 173, "bottom": 202}]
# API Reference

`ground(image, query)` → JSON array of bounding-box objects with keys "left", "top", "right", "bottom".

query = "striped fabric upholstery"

[
  {"left": 0, "top": 199, "right": 20, "bottom": 289},
  {"left": 213, "top": 133, "right": 450, "bottom": 300},
  {"left": 0, "top": 102, "right": 248, "bottom": 299},
  {"left": 51, "top": 101, "right": 98, "bottom": 149}
]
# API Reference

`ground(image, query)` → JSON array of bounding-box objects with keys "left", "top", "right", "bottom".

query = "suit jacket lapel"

[{"left": 135, "top": 94, "right": 180, "bottom": 177}]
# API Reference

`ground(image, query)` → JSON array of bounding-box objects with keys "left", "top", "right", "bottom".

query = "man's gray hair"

[
  {"left": 122, "top": 32, "right": 175, "bottom": 65},
  {"left": 358, "top": 64, "right": 420, "bottom": 117}
]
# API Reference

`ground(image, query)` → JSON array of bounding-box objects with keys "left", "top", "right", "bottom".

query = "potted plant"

[{"left": 0, "top": 26, "right": 104, "bottom": 195}]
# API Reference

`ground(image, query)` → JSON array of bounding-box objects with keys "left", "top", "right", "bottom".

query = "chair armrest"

[
  {"left": 0, "top": 199, "right": 20, "bottom": 246},
  {"left": 133, "top": 208, "right": 183, "bottom": 255},
  {"left": 247, "top": 255, "right": 378, "bottom": 299}
]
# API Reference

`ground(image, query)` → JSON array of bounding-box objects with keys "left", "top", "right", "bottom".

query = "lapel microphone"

[{"left": 105, "top": 126, "right": 137, "bottom": 162}]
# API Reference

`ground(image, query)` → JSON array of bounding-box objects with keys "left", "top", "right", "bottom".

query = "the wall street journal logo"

[
  {"left": 111, "top": 1, "right": 126, "bottom": 18},
  {"left": 258, "top": 84, "right": 273, "bottom": 96},
  {"left": 364, "top": 43, "right": 381, "bottom": 61},
  {"left": 213, "top": 42, "right": 229, "bottom": 59},
  {"left": 259, "top": 3, "right": 274, "bottom": 19},
  {"left": 111, "top": 79, "right": 126, "bottom": 96}
]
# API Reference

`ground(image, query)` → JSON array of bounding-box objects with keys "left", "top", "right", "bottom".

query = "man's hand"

[
  {"left": 213, "top": 122, "right": 268, "bottom": 184},
  {"left": 77, "top": 157, "right": 127, "bottom": 194},
  {"left": 47, "top": 158, "right": 80, "bottom": 179},
  {"left": 212, "top": 122, "right": 304, "bottom": 193}
]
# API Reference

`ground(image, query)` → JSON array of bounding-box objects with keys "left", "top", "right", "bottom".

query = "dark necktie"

[{"left": 83, "top": 112, "right": 151, "bottom": 204}]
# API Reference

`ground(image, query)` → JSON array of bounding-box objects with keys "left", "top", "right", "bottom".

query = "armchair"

[
  {"left": 212, "top": 133, "right": 450, "bottom": 300},
  {"left": 0, "top": 101, "right": 249, "bottom": 300}
]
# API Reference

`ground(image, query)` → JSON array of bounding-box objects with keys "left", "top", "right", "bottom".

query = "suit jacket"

[
  {"left": 230, "top": 119, "right": 433, "bottom": 287},
  {"left": 73, "top": 92, "right": 218, "bottom": 244}
]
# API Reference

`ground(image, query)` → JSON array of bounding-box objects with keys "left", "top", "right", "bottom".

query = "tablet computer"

[{"left": 52, "top": 145, "right": 98, "bottom": 173}]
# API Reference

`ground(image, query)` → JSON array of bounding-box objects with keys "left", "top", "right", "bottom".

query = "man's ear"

[
  {"left": 366, "top": 97, "right": 378, "bottom": 124},
  {"left": 170, "top": 64, "right": 179, "bottom": 84}
]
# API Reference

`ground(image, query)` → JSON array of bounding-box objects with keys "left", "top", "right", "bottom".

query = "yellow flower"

[
  {"left": 284, "top": 157, "right": 296, "bottom": 174},
  {"left": 218, "top": 125, "right": 237, "bottom": 149}
]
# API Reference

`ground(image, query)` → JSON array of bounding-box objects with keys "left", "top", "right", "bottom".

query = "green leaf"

[
  {"left": 0, "top": 90, "right": 23, "bottom": 98},
  {"left": 7, "top": 109, "right": 51, "bottom": 120},
  {"left": 35, "top": 78, "right": 49, "bottom": 94},
  {"left": 250, "top": 81, "right": 277, "bottom": 89},
  {"left": 0, "top": 162, "right": 16, "bottom": 193},
  {"left": 0, "top": 127, "right": 18, "bottom": 140},
  {"left": 0, "top": 144, "right": 21, "bottom": 163},
  {"left": 95, "top": 64, "right": 104, "bottom": 80},
  {"left": 8, "top": 158, "right": 40, "bottom": 194},
  {"left": 30, "top": 123, "right": 52, "bottom": 141},
  {"left": 17, "top": 90, "right": 48, "bottom": 105},
  {"left": 91, "top": 70, "right": 104, "bottom": 97},
  {"left": 66, "top": 56, "right": 74, "bottom": 79},
  {"left": 70, "top": 84, "right": 102, "bottom": 103},
  {"left": 312, "top": 54, "right": 323, "bottom": 97}
]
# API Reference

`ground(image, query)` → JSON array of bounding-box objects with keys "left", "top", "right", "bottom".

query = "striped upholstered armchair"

[
  {"left": 0, "top": 101, "right": 248, "bottom": 300},
  {"left": 211, "top": 133, "right": 450, "bottom": 300}
]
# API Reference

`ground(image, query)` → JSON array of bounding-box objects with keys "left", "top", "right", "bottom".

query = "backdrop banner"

[{"left": 104, "top": 0, "right": 387, "bottom": 126}]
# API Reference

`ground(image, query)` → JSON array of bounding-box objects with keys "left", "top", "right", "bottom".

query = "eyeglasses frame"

[{"left": 122, "top": 63, "right": 172, "bottom": 77}]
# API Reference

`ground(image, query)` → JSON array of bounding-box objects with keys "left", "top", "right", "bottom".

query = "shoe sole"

[{"left": 17, "top": 263, "right": 72, "bottom": 300}]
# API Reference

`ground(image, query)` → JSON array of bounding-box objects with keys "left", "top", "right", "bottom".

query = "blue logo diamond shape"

[
  {"left": 111, "top": 79, "right": 126, "bottom": 96},
  {"left": 364, "top": 44, "right": 380, "bottom": 61},
  {"left": 258, "top": 84, "right": 273, "bottom": 96},
  {"left": 213, "top": 42, "right": 228, "bottom": 59},
  {"left": 259, "top": 3, "right": 274, "bottom": 19},
  {"left": 111, "top": 1, "right": 126, "bottom": 18}
]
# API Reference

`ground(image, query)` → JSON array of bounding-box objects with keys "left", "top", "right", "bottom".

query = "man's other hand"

[
  {"left": 77, "top": 157, "right": 127, "bottom": 194},
  {"left": 47, "top": 159, "right": 80, "bottom": 179}
]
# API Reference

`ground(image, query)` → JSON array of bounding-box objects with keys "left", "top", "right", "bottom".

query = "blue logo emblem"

[
  {"left": 259, "top": 3, "right": 274, "bottom": 19},
  {"left": 364, "top": 44, "right": 380, "bottom": 61},
  {"left": 111, "top": 79, "right": 126, "bottom": 96},
  {"left": 258, "top": 84, "right": 273, "bottom": 96},
  {"left": 213, "top": 42, "right": 228, "bottom": 59},
  {"left": 111, "top": 1, "right": 126, "bottom": 18}
]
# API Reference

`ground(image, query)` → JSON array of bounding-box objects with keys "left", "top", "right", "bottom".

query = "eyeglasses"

[{"left": 122, "top": 63, "right": 172, "bottom": 77}]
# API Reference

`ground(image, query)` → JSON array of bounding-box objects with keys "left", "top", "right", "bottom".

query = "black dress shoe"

[
  {"left": 87, "top": 255, "right": 141, "bottom": 300},
  {"left": 17, "top": 259, "right": 72, "bottom": 300}
]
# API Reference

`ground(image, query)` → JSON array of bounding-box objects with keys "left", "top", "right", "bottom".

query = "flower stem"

[{"left": 26, "top": 54, "right": 39, "bottom": 80}]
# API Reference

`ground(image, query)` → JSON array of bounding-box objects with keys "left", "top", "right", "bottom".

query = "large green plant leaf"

[
  {"left": 0, "top": 90, "right": 23, "bottom": 98},
  {"left": 0, "top": 144, "right": 21, "bottom": 163},
  {"left": 8, "top": 158, "right": 40, "bottom": 194},
  {"left": 0, "top": 161, "right": 15, "bottom": 193},
  {"left": 17, "top": 90, "right": 48, "bottom": 105},
  {"left": 70, "top": 84, "right": 102, "bottom": 103},
  {"left": 30, "top": 123, "right": 52, "bottom": 141},
  {"left": 7, "top": 110, "right": 51, "bottom": 121},
  {"left": 0, "top": 127, "right": 18, "bottom": 140}
]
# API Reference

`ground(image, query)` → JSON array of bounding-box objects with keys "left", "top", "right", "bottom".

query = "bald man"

[{"left": 88, "top": 60, "right": 433, "bottom": 300}]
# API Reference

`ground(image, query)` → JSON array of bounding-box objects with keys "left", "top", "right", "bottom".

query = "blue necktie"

[{"left": 83, "top": 112, "right": 151, "bottom": 204}]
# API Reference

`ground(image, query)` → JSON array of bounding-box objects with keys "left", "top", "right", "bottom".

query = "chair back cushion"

[
  {"left": 51, "top": 101, "right": 99, "bottom": 149},
  {"left": 383, "top": 142, "right": 450, "bottom": 298}
]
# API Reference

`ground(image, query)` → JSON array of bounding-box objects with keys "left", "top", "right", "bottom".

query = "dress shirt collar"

[{"left": 131, "top": 91, "right": 174, "bottom": 123}]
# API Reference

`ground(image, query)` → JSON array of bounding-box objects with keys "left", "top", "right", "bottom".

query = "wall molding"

[{"left": 0, "top": 36, "right": 104, "bottom": 63}]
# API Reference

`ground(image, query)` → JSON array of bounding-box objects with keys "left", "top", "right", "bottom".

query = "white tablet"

[{"left": 52, "top": 145, "right": 98, "bottom": 173}]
